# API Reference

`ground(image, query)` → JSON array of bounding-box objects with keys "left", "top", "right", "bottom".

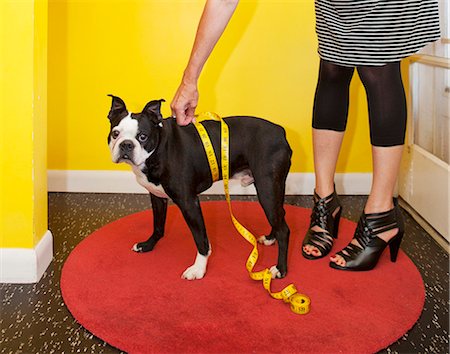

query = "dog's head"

[{"left": 107, "top": 95, "right": 165, "bottom": 166}]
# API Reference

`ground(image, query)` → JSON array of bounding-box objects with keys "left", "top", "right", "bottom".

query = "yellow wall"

[
  {"left": 48, "top": 0, "right": 373, "bottom": 173},
  {"left": 0, "top": 0, "right": 48, "bottom": 249}
]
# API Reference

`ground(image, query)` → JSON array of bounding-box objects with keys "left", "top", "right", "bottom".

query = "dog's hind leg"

[
  {"left": 133, "top": 193, "right": 168, "bottom": 252},
  {"left": 252, "top": 152, "right": 291, "bottom": 279}
]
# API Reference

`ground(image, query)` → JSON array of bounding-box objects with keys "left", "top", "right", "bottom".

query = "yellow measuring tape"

[{"left": 194, "top": 112, "right": 311, "bottom": 315}]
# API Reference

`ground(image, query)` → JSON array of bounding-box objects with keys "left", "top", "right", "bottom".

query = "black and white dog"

[{"left": 107, "top": 95, "right": 292, "bottom": 280}]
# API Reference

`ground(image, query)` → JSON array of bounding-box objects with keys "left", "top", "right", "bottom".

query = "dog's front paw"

[
  {"left": 181, "top": 252, "right": 209, "bottom": 280},
  {"left": 182, "top": 265, "right": 206, "bottom": 280},
  {"left": 258, "top": 235, "right": 276, "bottom": 246}
]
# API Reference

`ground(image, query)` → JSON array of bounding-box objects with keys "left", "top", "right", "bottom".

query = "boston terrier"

[{"left": 107, "top": 95, "right": 292, "bottom": 280}]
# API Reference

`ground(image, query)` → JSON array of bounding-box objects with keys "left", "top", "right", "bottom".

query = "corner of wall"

[{"left": 0, "top": 230, "right": 53, "bottom": 284}]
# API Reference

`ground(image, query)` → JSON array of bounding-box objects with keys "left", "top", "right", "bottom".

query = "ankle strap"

[
  {"left": 313, "top": 189, "right": 340, "bottom": 214},
  {"left": 356, "top": 206, "right": 400, "bottom": 248}
]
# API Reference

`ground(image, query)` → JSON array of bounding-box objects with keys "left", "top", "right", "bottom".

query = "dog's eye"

[
  {"left": 111, "top": 130, "right": 120, "bottom": 139},
  {"left": 137, "top": 133, "right": 148, "bottom": 143}
]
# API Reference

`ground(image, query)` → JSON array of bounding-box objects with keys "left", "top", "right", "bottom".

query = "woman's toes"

[
  {"left": 330, "top": 254, "right": 345, "bottom": 266},
  {"left": 303, "top": 245, "right": 322, "bottom": 257},
  {"left": 312, "top": 248, "right": 321, "bottom": 256}
]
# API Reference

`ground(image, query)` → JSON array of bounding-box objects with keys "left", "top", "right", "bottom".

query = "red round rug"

[{"left": 61, "top": 201, "right": 424, "bottom": 353}]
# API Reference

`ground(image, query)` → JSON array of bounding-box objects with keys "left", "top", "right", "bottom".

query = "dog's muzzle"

[{"left": 119, "top": 139, "right": 135, "bottom": 161}]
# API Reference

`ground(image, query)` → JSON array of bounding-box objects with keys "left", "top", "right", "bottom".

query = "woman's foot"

[
  {"left": 302, "top": 189, "right": 342, "bottom": 259},
  {"left": 329, "top": 199, "right": 404, "bottom": 271},
  {"left": 329, "top": 227, "right": 399, "bottom": 267}
]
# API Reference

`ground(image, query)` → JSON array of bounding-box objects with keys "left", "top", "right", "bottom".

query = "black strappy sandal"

[
  {"left": 330, "top": 199, "right": 405, "bottom": 271},
  {"left": 302, "top": 189, "right": 342, "bottom": 260}
]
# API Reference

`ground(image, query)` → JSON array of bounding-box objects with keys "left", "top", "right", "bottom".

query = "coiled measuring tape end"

[
  {"left": 289, "top": 293, "right": 311, "bottom": 315},
  {"left": 266, "top": 276, "right": 311, "bottom": 315}
]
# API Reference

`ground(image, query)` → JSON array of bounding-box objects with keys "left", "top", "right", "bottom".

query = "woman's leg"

[
  {"left": 303, "top": 60, "right": 354, "bottom": 257},
  {"left": 330, "top": 61, "right": 407, "bottom": 267},
  {"left": 313, "top": 130, "right": 344, "bottom": 198},
  {"left": 366, "top": 146, "right": 404, "bottom": 215}
]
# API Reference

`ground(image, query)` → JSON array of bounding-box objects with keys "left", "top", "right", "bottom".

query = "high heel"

[
  {"left": 333, "top": 207, "right": 342, "bottom": 239},
  {"left": 330, "top": 199, "right": 405, "bottom": 271},
  {"left": 302, "top": 189, "right": 342, "bottom": 260},
  {"left": 389, "top": 231, "right": 403, "bottom": 262}
]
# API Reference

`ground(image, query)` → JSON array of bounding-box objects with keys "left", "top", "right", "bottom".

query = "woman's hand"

[{"left": 171, "top": 79, "right": 199, "bottom": 126}]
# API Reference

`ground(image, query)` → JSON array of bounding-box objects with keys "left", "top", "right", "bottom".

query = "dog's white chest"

[{"left": 132, "top": 166, "right": 169, "bottom": 199}]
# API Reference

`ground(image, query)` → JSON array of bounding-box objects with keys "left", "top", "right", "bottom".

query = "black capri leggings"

[{"left": 312, "top": 60, "right": 407, "bottom": 147}]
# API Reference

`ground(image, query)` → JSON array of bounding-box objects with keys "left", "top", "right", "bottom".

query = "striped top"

[{"left": 315, "top": 0, "right": 441, "bottom": 66}]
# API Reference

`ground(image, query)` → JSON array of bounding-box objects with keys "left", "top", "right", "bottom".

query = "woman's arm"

[{"left": 171, "top": 0, "right": 239, "bottom": 126}]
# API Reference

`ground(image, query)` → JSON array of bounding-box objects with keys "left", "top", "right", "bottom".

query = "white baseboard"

[
  {"left": 48, "top": 170, "right": 372, "bottom": 195},
  {"left": 0, "top": 230, "right": 53, "bottom": 284}
]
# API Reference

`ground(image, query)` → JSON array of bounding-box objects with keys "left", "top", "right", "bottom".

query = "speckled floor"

[{"left": 1, "top": 193, "right": 448, "bottom": 354}]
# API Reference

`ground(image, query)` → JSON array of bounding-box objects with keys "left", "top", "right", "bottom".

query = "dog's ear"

[
  {"left": 142, "top": 99, "right": 165, "bottom": 125},
  {"left": 107, "top": 94, "right": 127, "bottom": 120}
]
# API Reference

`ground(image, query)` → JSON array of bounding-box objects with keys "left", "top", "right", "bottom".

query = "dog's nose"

[{"left": 120, "top": 140, "right": 134, "bottom": 152}]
